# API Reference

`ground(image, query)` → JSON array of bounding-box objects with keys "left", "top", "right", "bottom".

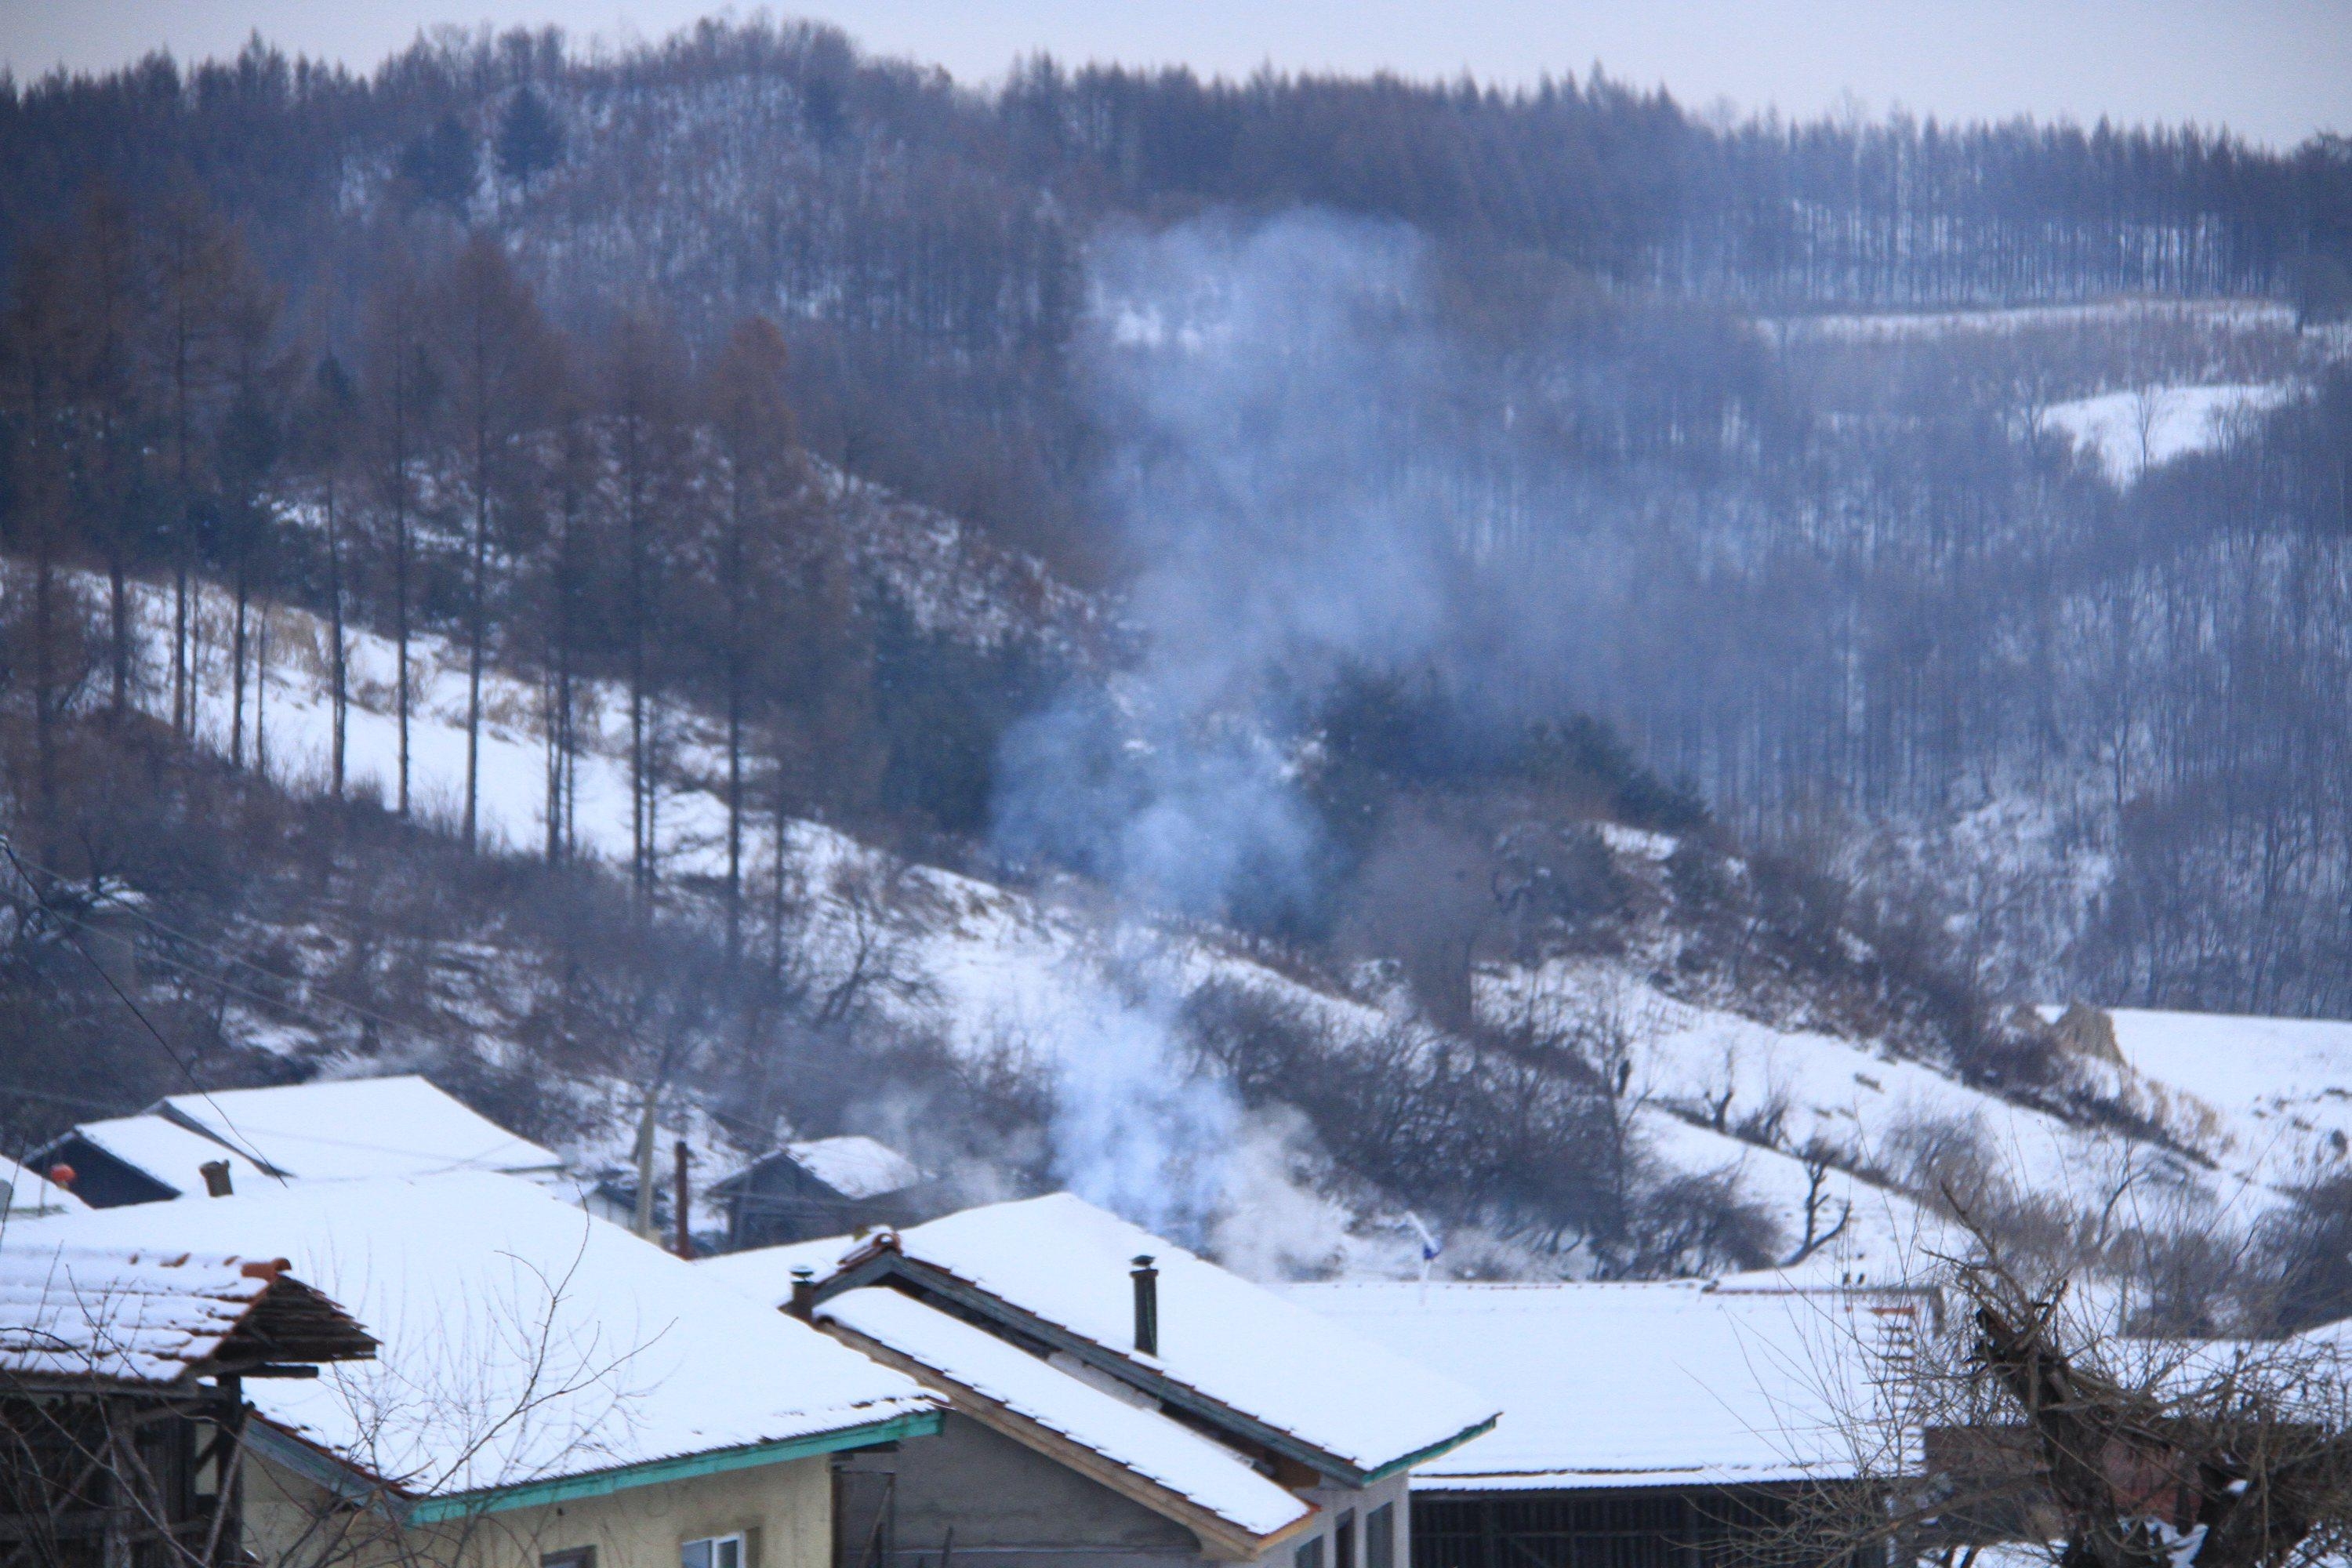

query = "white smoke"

[{"left": 993, "top": 211, "right": 1475, "bottom": 1258}]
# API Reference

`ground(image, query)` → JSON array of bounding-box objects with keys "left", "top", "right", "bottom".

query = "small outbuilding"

[
  {"left": 0, "top": 1241, "right": 376, "bottom": 1566},
  {"left": 706, "top": 1136, "right": 931, "bottom": 1251}
]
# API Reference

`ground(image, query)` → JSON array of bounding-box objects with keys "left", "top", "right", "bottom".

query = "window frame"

[{"left": 681, "top": 1532, "right": 746, "bottom": 1568}]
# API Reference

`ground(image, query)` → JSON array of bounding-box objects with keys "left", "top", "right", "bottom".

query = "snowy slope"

[
  {"left": 2095, "top": 1009, "right": 2352, "bottom": 1189},
  {"left": 72, "top": 558, "right": 2352, "bottom": 1288},
  {"left": 2042, "top": 383, "right": 2296, "bottom": 484}
]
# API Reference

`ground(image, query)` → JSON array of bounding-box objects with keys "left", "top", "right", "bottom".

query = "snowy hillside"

[
  {"left": 2092, "top": 1009, "right": 2352, "bottom": 1188},
  {"left": 1759, "top": 297, "right": 2302, "bottom": 346},
  {"left": 2042, "top": 383, "right": 2296, "bottom": 484},
  {"left": 60, "top": 542, "right": 2352, "bottom": 1289}
]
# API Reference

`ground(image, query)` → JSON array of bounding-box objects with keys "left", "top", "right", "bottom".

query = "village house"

[
  {"left": 706, "top": 1136, "right": 933, "bottom": 1252},
  {"left": 1287, "top": 1278, "right": 1915, "bottom": 1568},
  {"left": 0, "top": 1240, "right": 376, "bottom": 1566},
  {"left": 12, "top": 1170, "right": 944, "bottom": 1568},
  {"left": 31, "top": 1076, "right": 568, "bottom": 1207},
  {"left": 701, "top": 1192, "right": 1501, "bottom": 1568}
]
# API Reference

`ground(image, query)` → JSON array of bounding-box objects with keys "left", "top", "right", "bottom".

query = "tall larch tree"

[
  {"left": 437, "top": 235, "right": 553, "bottom": 851},
  {"left": 705, "top": 316, "right": 802, "bottom": 952}
]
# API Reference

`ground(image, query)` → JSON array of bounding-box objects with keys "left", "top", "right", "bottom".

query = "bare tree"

[{"left": 1797, "top": 1207, "right": 2352, "bottom": 1568}]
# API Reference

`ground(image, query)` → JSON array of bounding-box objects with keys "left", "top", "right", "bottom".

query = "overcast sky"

[{"left": 4, "top": 0, "right": 2347, "bottom": 150}]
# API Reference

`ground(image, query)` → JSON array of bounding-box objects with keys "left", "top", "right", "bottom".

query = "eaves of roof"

[{"left": 246, "top": 1407, "right": 943, "bottom": 1525}]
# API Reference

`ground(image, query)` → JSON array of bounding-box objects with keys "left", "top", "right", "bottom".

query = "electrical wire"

[
  {"left": 0, "top": 837, "right": 471, "bottom": 1062},
  {"left": 1, "top": 837, "right": 292, "bottom": 1185},
  {"left": 0, "top": 847, "right": 601, "bottom": 1178}
]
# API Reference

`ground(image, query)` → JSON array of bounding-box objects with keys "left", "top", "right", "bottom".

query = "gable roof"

[
  {"left": 13, "top": 1172, "right": 938, "bottom": 1509},
  {"left": 2, "top": 1155, "right": 87, "bottom": 1218},
  {"left": 64, "top": 1116, "right": 278, "bottom": 1197},
  {"left": 1287, "top": 1280, "right": 1902, "bottom": 1491},
  {"left": 819, "top": 1287, "right": 1313, "bottom": 1555},
  {"left": 708, "top": 1136, "right": 925, "bottom": 1203},
  {"left": 815, "top": 1193, "right": 1498, "bottom": 1486},
  {"left": 152, "top": 1076, "right": 564, "bottom": 1181},
  {"left": 783, "top": 1136, "right": 924, "bottom": 1200},
  {"left": 0, "top": 1244, "right": 372, "bottom": 1389}
]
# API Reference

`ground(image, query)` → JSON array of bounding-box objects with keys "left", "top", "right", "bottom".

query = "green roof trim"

[
  {"left": 356, "top": 1410, "right": 940, "bottom": 1526},
  {"left": 246, "top": 1401, "right": 940, "bottom": 1526},
  {"left": 1359, "top": 1414, "right": 1500, "bottom": 1484}
]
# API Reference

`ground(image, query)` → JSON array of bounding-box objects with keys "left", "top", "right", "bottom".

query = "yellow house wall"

[{"left": 245, "top": 1451, "right": 833, "bottom": 1568}]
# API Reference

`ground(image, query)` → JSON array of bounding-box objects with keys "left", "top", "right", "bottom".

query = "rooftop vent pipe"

[
  {"left": 200, "top": 1160, "right": 234, "bottom": 1198},
  {"left": 1131, "top": 1254, "right": 1159, "bottom": 1357}
]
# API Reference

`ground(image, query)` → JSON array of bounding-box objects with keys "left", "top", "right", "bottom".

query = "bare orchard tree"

[{"left": 1788, "top": 1207, "right": 2352, "bottom": 1568}]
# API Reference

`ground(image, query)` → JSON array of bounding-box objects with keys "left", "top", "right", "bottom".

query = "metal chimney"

[
  {"left": 1131, "top": 1255, "right": 1159, "bottom": 1356},
  {"left": 199, "top": 1160, "right": 234, "bottom": 1198}
]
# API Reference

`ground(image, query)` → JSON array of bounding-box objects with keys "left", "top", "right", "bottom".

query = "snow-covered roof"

[
  {"left": 831, "top": 1193, "right": 1498, "bottom": 1481},
  {"left": 0, "top": 1245, "right": 369, "bottom": 1388},
  {"left": 697, "top": 1232, "right": 869, "bottom": 1301},
  {"left": 820, "top": 1287, "right": 1312, "bottom": 1548},
  {"left": 14, "top": 1172, "right": 936, "bottom": 1501},
  {"left": 2, "top": 1156, "right": 86, "bottom": 1218},
  {"left": 154, "top": 1076, "right": 564, "bottom": 1181},
  {"left": 1286, "top": 1281, "right": 1900, "bottom": 1490},
  {"left": 783, "top": 1136, "right": 924, "bottom": 1200},
  {"left": 68, "top": 1116, "right": 278, "bottom": 1197}
]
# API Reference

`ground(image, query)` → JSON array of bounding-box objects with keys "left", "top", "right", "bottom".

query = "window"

[
  {"left": 1294, "top": 1534, "right": 1325, "bottom": 1568},
  {"left": 1336, "top": 1510, "right": 1356, "bottom": 1568},
  {"left": 1366, "top": 1503, "right": 1395, "bottom": 1568},
  {"left": 543, "top": 1551, "right": 596, "bottom": 1568},
  {"left": 681, "top": 1536, "right": 743, "bottom": 1568}
]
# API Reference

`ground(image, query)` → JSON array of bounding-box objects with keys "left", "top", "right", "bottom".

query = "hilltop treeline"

[
  {"left": 2, "top": 24, "right": 2347, "bottom": 559},
  {"left": 5, "top": 24, "right": 2347, "bottom": 317}
]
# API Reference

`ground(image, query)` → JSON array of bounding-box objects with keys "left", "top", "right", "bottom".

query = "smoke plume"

[{"left": 993, "top": 211, "right": 1472, "bottom": 1248}]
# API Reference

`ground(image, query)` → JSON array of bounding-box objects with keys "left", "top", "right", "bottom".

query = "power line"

[
  {"left": 1, "top": 838, "right": 291, "bottom": 1185},
  {"left": 2, "top": 838, "right": 459, "bottom": 1058},
  {"left": 0, "top": 837, "right": 495, "bottom": 1085}
]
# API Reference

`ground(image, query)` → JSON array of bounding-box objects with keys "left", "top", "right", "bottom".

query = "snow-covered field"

[{"left": 2042, "top": 382, "right": 2296, "bottom": 484}]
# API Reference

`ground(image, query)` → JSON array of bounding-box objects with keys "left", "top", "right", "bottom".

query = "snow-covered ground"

[
  {"left": 1759, "top": 298, "right": 2297, "bottom": 346},
  {"left": 2042, "top": 382, "right": 2296, "bottom": 484},
  {"left": 2090, "top": 1008, "right": 2352, "bottom": 1189}
]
